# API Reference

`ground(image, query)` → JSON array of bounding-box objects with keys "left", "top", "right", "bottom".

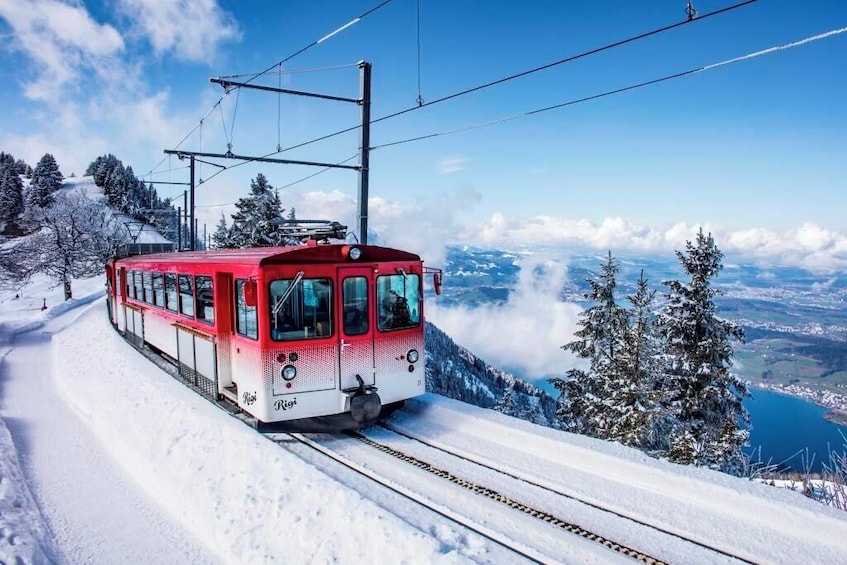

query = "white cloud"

[
  {"left": 435, "top": 156, "right": 469, "bottom": 175},
  {"left": 117, "top": 0, "right": 240, "bottom": 62},
  {"left": 0, "top": 0, "right": 124, "bottom": 102},
  {"left": 427, "top": 255, "right": 583, "bottom": 380},
  {"left": 472, "top": 214, "right": 847, "bottom": 273},
  {"left": 0, "top": 0, "right": 234, "bottom": 177}
]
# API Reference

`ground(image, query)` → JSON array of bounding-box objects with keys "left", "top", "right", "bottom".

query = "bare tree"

[{"left": 12, "top": 190, "right": 128, "bottom": 300}]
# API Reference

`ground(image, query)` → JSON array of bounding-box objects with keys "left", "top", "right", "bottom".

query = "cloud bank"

[{"left": 426, "top": 255, "right": 583, "bottom": 381}]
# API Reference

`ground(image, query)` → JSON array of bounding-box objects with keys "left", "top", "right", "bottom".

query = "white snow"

[{"left": 1, "top": 273, "right": 847, "bottom": 563}]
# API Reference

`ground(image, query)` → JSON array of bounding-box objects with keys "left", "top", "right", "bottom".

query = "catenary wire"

[
  {"left": 371, "top": 26, "right": 847, "bottom": 151},
  {"left": 198, "top": 0, "right": 759, "bottom": 182},
  {"left": 235, "top": 0, "right": 393, "bottom": 88}
]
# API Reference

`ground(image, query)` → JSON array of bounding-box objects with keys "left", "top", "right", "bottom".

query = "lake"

[
  {"left": 746, "top": 387, "right": 847, "bottom": 473},
  {"left": 531, "top": 377, "right": 847, "bottom": 473}
]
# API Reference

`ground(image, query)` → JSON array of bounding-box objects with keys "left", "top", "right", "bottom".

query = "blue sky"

[{"left": 1, "top": 0, "right": 846, "bottom": 269}]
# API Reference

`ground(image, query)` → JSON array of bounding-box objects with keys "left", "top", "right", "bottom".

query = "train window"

[
  {"left": 127, "top": 270, "right": 135, "bottom": 299},
  {"left": 178, "top": 274, "right": 194, "bottom": 317},
  {"left": 142, "top": 272, "right": 153, "bottom": 304},
  {"left": 377, "top": 273, "right": 421, "bottom": 331},
  {"left": 133, "top": 271, "right": 143, "bottom": 301},
  {"left": 342, "top": 277, "right": 369, "bottom": 336},
  {"left": 164, "top": 274, "right": 177, "bottom": 312},
  {"left": 195, "top": 276, "right": 215, "bottom": 325},
  {"left": 152, "top": 273, "right": 164, "bottom": 307},
  {"left": 269, "top": 278, "right": 332, "bottom": 341},
  {"left": 235, "top": 279, "right": 257, "bottom": 339}
]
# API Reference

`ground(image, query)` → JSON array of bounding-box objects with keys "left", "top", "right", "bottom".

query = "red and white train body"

[{"left": 105, "top": 242, "right": 434, "bottom": 431}]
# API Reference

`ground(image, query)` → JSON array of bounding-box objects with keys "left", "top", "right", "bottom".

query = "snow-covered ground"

[{"left": 2, "top": 271, "right": 847, "bottom": 563}]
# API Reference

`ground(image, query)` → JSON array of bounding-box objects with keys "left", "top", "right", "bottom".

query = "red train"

[{"left": 105, "top": 241, "right": 441, "bottom": 431}]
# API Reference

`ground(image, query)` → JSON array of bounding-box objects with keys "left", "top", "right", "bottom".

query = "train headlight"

[
  {"left": 348, "top": 246, "right": 362, "bottom": 260},
  {"left": 281, "top": 365, "right": 297, "bottom": 381},
  {"left": 407, "top": 349, "right": 419, "bottom": 363}
]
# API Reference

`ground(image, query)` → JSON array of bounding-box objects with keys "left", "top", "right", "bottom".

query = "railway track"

[
  {"left": 378, "top": 423, "right": 757, "bottom": 564},
  {"left": 277, "top": 427, "right": 755, "bottom": 564}
]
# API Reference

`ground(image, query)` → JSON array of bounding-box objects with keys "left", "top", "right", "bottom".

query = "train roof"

[{"left": 113, "top": 243, "right": 422, "bottom": 268}]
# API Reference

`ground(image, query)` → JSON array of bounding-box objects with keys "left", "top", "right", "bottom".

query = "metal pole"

[
  {"left": 190, "top": 156, "right": 196, "bottom": 251},
  {"left": 357, "top": 61, "right": 371, "bottom": 245},
  {"left": 182, "top": 190, "right": 188, "bottom": 249},
  {"left": 177, "top": 206, "right": 182, "bottom": 251}
]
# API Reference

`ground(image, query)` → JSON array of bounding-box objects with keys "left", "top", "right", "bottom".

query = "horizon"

[{"left": 2, "top": 0, "right": 846, "bottom": 270}]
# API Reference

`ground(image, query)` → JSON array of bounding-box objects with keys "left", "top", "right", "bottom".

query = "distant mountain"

[{"left": 424, "top": 321, "right": 561, "bottom": 428}]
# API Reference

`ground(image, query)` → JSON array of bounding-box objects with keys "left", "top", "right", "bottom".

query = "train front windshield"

[
  {"left": 377, "top": 273, "right": 421, "bottom": 331},
  {"left": 269, "top": 278, "right": 333, "bottom": 340}
]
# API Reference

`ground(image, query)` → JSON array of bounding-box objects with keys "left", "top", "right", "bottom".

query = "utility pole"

[
  {"left": 165, "top": 61, "right": 373, "bottom": 244},
  {"left": 358, "top": 61, "right": 371, "bottom": 245},
  {"left": 190, "top": 156, "right": 196, "bottom": 250}
]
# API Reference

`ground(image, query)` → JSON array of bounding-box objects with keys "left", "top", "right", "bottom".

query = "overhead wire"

[
  {"left": 202, "top": 0, "right": 759, "bottom": 177},
  {"left": 416, "top": 0, "right": 423, "bottom": 106},
  {"left": 371, "top": 26, "right": 847, "bottom": 151},
  {"left": 234, "top": 0, "right": 394, "bottom": 88},
  {"left": 237, "top": 23, "right": 846, "bottom": 197}
]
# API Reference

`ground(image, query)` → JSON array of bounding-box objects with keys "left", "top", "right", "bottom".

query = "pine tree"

[
  {"left": 610, "top": 270, "right": 665, "bottom": 449},
  {"left": 0, "top": 165, "right": 25, "bottom": 225},
  {"left": 550, "top": 251, "right": 628, "bottom": 437},
  {"left": 0, "top": 152, "right": 14, "bottom": 169},
  {"left": 211, "top": 212, "right": 233, "bottom": 248},
  {"left": 27, "top": 153, "right": 64, "bottom": 209},
  {"left": 660, "top": 229, "right": 750, "bottom": 473},
  {"left": 228, "top": 173, "right": 285, "bottom": 247}
]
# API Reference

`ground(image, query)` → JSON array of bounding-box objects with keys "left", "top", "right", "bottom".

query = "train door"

[
  {"left": 215, "top": 272, "right": 234, "bottom": 397},
  {"left": 117, "top": 267, "right": 127, "bottom": 332},
  {"left": 337, "top": 266, "right": 375, "bottom": 392}
]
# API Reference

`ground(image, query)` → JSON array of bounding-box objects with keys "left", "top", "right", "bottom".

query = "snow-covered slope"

[{"left": 1, "top": 275, "right": 847, "bottom": 562}]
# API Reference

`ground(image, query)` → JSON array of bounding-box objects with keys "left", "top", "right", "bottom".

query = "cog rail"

[
  {"left": 340, "top": 430, "right": 668, "bottom": 564},
  {"left": 279, "top": 432, "right": 551, "bottom": 563},
  {"left": 381, "top": 423, "right": 757, "bottom": 564}
]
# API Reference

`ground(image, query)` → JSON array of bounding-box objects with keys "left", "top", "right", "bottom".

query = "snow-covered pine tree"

[
  {"left": 228, "top": 173, "right": 286, "bottom": 247},
  {"left": 659, "top": 229, "right": 750, "bottom": 473},
  {"left": 610, "top": 270, "right": 665, "bottom": 450},
  {"left": 211, "top": 212, "right": 234, "bottom": 249},
  {"left": 0, "top": 165, "right": 24, "bottom": 226},
  {"left": 0, "top": 152, "right": 14, "bottom": 169},
  {"left": 27, "top": 153, "right": 64, "bottom": 209},
  {"left": 550, "top": 251, "right": 628, "bottom": 437},
  {"left": 14, "top": 159, "right": 30, "bottom": 175}
]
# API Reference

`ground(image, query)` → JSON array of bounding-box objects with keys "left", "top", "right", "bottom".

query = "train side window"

[
  {"left": 142, "top": 272, "right": 153, "bottom": 304},
  {"left": 127, "top": 270, "right": 135, "bottom": 299},
  {"left": 377, "top": 273, "right": 421, "bottom": 331},
  {"left": 178, "top": 274, "right": 194, "bottom": 317},
  {"left": 152, "top": 273, "right": 164, "bottom": 307},
  {"left": 133, "top": 271, "right": 143, "bottom": 301},
  {"left": 269, "top": 278, "right": 332, "bottom": 340},
  {"left": 342, "top": 277, "right": 369, "bottom": 336},
  {"left": 164, "top": 274, "right": 177, "bottom": 312},
  {"left": 195, "top": 275, "right": 215, "bottom": 325},
  {"left": 235, "top": 279, "right": 257, "bottom": 339}
]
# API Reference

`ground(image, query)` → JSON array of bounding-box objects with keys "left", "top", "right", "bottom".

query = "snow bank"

[{"left": 52, "top": 304, "right": 467, "bottom": 564}]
